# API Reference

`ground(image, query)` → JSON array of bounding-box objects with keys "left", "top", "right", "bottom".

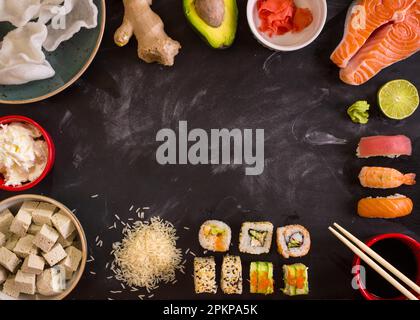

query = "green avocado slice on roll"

[{"left": 183, "top": 0, "right": 238, "bottom": 49}]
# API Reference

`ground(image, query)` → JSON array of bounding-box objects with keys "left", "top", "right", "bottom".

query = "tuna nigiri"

[
  {"left": 357, "top": 135, "right": 412, "bottom": 158},
  {"left": 357, "top": 194, "right": 413, "bottom": 219},
  {"left": 359, "top": 167, "right": 416, "bottom": 189}
]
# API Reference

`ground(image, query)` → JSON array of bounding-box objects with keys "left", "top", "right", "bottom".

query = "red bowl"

[
  {"left": 352, "top": 233, "right": 420, "bottom": 300},
  {"left": 0, "top": 115, "right": 55, "bottom": 192}
]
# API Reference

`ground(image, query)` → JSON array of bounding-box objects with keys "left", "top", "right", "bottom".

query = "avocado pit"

[{"left": 194, "top": 0, "right": 225, "bottom": 28}]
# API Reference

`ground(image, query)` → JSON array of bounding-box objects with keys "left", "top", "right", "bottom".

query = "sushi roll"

[
  {"left": 250, "top": 262, "right": 274, "bottom": 295},
  {"left": 239, "top": 222, "right": 273, "bottom": 254},
  {"left": 276, "top": 225, "right": 311, "bottom": 258},
  {"left": 198, "top": 220, "right": 231, "bottom": 252},
  {"left": 282, "top": 263, "right": 309, "bottom": 296},
  {"left": 221, "top": 255, "right": 242, "bottom": 294},
  {"left": 194, "top": 257, "right": 217, "bottom": 294}
]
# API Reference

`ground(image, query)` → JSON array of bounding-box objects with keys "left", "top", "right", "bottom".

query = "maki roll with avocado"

[
  {"left": 199, "top": 220, "right": 231, "bottom": 252},
  {"left": 250, "top": 262, "right": 274, "bottom": 295},
  {"left": 221, "top": 255, "right": 242, "bottom": 294},
  {"left": 239, "top": 222, "right": 273, "bottom": 254},
  {"left": 276, "top": 225, "right": 311, "bottom": 258},
  {"left": 282, "top": 263, "right": 309, "bottom": 296},
  {"left": 194, "top": 257, "right": 217, "bottom": 294}
]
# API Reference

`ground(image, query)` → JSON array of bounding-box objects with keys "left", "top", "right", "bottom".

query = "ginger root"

[{"left": 114, "top": 0, "right": 181, "bottom": 66}]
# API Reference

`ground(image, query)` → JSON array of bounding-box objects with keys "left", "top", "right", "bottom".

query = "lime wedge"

[{"left": 378, "top": 80, "right": 419, "bottom": 120}]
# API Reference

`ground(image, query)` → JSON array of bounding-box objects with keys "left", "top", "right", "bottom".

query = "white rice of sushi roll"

[
  {"left": 194, "top": 257, "right": 217, "bottom": 294},
  {"left": 221, "top": 255, "right": 242, "bottom": 295},
  {"left": 198, "top": 220, "right": 231, "bottom": 252},
  {"left": 276, "top": 225, "right": 311, "bottom": 258},
  {"left": 239, "top": 222, "right": 273, "bottom": 255}
]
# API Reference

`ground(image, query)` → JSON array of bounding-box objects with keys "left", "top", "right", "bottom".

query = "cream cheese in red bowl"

[{"left": 0, "top": 115, "right": 55, "bottom": 192}]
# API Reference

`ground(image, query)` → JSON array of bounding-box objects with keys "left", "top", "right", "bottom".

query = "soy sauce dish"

[
  {"left": 0, "top": 116, "right": 55, "bottom": 192},
  {"left": 353, "top": 233, "right": 420, "bottom": 300},
  {"left": 247, "top": 0, "right": 327, "bottom": 51}
]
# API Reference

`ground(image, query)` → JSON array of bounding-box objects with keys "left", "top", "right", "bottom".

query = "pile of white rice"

[{"left": 111, "top": 217, "right": 183, "bottom": 290}]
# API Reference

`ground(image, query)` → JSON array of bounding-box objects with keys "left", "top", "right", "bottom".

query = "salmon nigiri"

[
  {"left": 359, "top": 167, "right": 416, "bottom": 189},
  {"left": 357, "top": 194, "right": 413, "bottom": 219},
  {"left": 357, "top": 135, "right": 412, "bottom": 158}
]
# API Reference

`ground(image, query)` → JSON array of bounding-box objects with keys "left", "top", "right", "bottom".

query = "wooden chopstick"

[
  {"left": 328, "top": 226, "right": 418, "bottom": 300},
  {"left": 334, "top": 223, "right": 420, "bottom": 295}
]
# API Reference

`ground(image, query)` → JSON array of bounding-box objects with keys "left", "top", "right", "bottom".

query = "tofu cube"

[
  {"left": 2, "top": 276, "right": 20, "bottom": 299},
  {"left": 0, "top": 265, "right": 8, "bottom": 284},
  {"left": 20, "top": 201, "right": 39, "bottom": 213},
  {"left": 57, "top": 231, "right": 76, "bottom": 248},
  {"left": 0, "top": 231, "right": 6, "bottom": 246},
  {"left": 37, "top": 266, "right": 66, "bottom": 296},
  {"left": 15, "top": 270, "right": 36, "bottom": 295},
  {"left": 62, "top": 246, "right": 82, "bottom": 272},
  {"left": 42, "top": 244, "right": 67, "bottom": 266},
  {"left": 51, "top": 211, "right": 75, "bottom": 239},
  {"left": 21, "top": 254, "right": 45, "bottom": 275},
  {"left": 32, "top": 202, "right": 56, "bottom": 226},
  {"left": 5, "top": 234, "right": 19, "bottom": 251},
  {"left": 13, "top": 235, "right": 38, "bottom": 258},
  {"left": 9, "top": 208, "right": 32, "bottom": 237},
  {"left": 0, "top": 247, "right": 21, "bottom": 272},
  {"left": 0, "top": 209, "right": 14, "bottom": 234},
  {"left": 33, "top": 224, "right": 59, "bottom": 252},
  {"left": 27, "top": 223, "right": 42, "bottom": 235}
]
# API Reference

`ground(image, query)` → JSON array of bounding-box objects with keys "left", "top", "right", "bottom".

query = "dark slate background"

[{"left": 1, "top": 0, "right": 419, "bottom": 300}]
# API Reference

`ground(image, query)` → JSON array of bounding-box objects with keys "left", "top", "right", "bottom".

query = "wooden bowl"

[{"left": 0, "top": 194, "right": 87, "bottom": 300}]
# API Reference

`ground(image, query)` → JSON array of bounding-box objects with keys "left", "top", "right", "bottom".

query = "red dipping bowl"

[
  {"left": 0, "top": 115, "right": 55, "bottom": 192},
  {"left": 353, "top": 233, "right": 420, "bottom": 300}
]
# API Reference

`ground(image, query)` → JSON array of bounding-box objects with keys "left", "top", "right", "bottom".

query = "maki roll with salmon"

[
  {"left": 276, "top": 225, "right": 311, "bottom": 258},
  {"left": 239, "top": 222, "right": 273, "bottom": 254},
  {"left": 199, "top": 220, "right": 231, "bottom": 252},
  {"left": 282, "top": 263, "right": 309, "bottom": 296},
  {"left": 194, "top": 257, "right": 217, "bottom": 294},
  {"left": 250, "top": 262, "right": 274, "bottom": 295},
  {"left": 221, "top": 255, "right": 242, "bottom": 295}
]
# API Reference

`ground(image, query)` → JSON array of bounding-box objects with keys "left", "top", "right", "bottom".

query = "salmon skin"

[
  {"left": 331, "top": 0, "right": 419, "bottom": 85},
  {"left": 359, "top": 166, "right": 416, "bottom": 189},
  {"left": 357, "top": 194, "right": 413, "bottom": 218},
  {"left": 357, "top": 135, "right": 412, "bottom": 158}
]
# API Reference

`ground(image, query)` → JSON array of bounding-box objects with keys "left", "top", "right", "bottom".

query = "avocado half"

[{"left": 183, "top": 0, "right": 238, "bottom": 49}]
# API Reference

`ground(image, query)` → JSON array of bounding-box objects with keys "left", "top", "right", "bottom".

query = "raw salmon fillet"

[
  {"left": 357, "top": 195, "right": 413, "bottom": 218},
  {"left": 341, "top": 2, "right": 420, "bottom": 85}
]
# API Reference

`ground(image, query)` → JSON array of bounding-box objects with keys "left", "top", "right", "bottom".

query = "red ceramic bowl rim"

[
  {"left": 0, "top": 115, "right": 55, "bottom": 191},
  {"left": 352, "top": 233, "right": 420, "bottom": 300}
]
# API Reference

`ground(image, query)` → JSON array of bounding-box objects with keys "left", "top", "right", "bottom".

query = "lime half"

[{"left": 378, "top": 80, "right": 419, "bottom": 120}]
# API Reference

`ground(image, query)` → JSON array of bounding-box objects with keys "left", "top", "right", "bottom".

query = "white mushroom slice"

[{"left": 43, "top": 0, "right": 98, "bottom": 52}]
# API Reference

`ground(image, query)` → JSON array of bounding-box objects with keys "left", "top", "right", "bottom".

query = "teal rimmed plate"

[{"left": 0, "top": 0, "right": 105, "bottom": 104}]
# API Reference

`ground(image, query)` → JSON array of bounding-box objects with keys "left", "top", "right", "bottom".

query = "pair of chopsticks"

[{"left": 329, "top": 223, "right": 420, "bottom": 300}]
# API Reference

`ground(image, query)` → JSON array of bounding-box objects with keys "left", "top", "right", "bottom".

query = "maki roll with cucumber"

[
  {"left": 199, "top": 220, "right": 231, "bottom": 252},
  {"left": 239, "top": 222, "right": 273, "bottom": 254},
  {"left": 249, "top": 262, "right": 274, "bottom": 295},
  {"left": 221, "top": 255, "right": 242, "bottom": 294},
  {"left": 276, "top": 225, "right": 311, "bottom": 258},
  {"left": 282, "top": 263, "right": 309, "bottom": 296}
]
